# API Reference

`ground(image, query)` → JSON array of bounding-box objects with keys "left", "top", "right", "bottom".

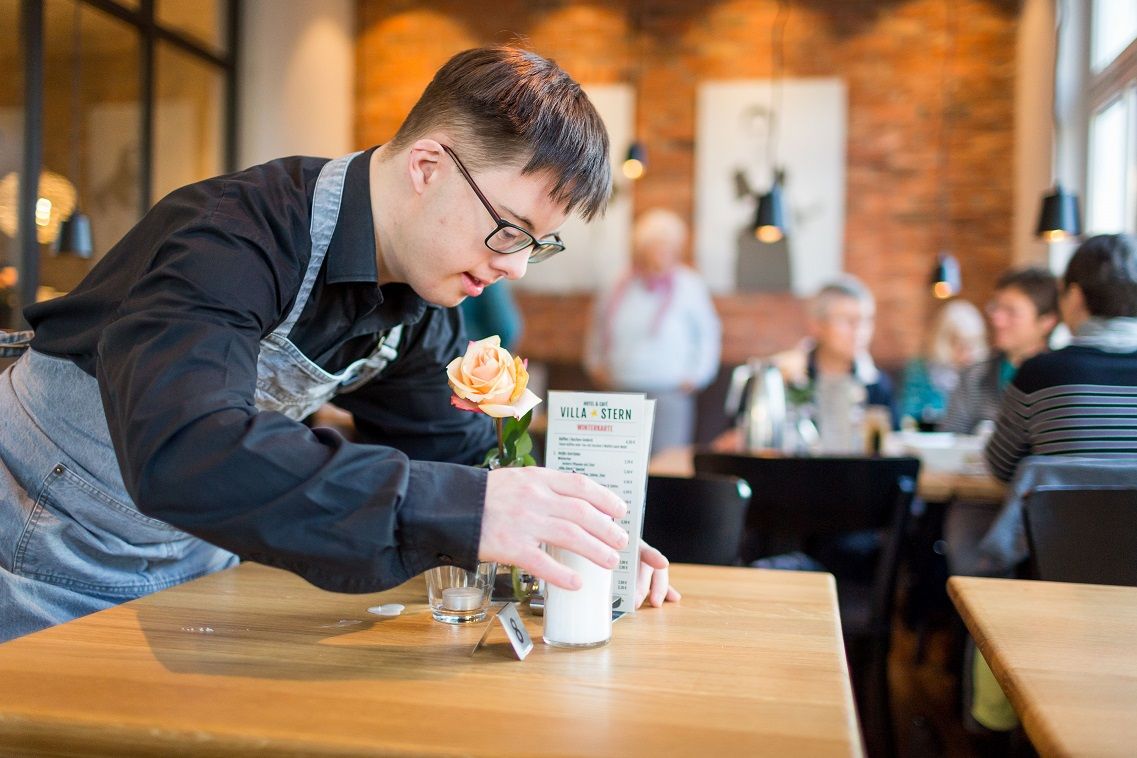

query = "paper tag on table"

[{"left": 544, "top": 391, "right": 655, "bottom": 615}]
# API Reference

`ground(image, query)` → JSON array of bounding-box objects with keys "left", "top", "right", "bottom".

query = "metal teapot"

[{"left": 724, "top": 359, "right": 786, "bottom": 451}]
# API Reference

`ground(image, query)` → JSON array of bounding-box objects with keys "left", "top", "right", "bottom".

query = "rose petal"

[{"left": 450, "top": 394, "right": 483, "bottom": 413}]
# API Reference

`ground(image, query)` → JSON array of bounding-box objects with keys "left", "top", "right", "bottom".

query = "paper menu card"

[{"left": 544, "top": 391, "right": 655, "bottom": 614}]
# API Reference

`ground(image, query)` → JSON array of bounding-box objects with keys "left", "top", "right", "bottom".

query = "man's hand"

[
  {"left": 635, "top": 541, "right": 681, "bottom": 608},
  {"left": 480, "top": 467, "right": 629, "bottom": 591}
]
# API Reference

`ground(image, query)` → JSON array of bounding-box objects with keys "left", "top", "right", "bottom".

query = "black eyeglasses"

[{"left": 441, "top": 144, "right": 565, "bottom": 264}]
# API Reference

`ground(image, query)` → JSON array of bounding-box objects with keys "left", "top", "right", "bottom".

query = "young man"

[
  {"left": 0, "top": 47, "right": 676, "bottom": 643},
  {"left": 985, "top": 234, "right": 1137, "bottom": 481},
  {"left": 939, "top": 268, "right": 1059, "bottom": 434}
]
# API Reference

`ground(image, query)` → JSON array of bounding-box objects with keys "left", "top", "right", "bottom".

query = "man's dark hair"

[
  {"left": 995, "top": 267, "right": 1059, "bottom": 318},
  {"left": 1063, "top": 233, "right": 1137, "bottom": 318},
  {"left": 389, "top": 46, "right": 610, "bottom": 221}
]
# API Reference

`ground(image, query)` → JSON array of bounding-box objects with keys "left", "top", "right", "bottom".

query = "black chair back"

[
  {"left": 642, "top": 474, "right": 751, "bottom": 565},
  {"left": 1024, "top": 486, "right": 1137, "bottom": 587}
]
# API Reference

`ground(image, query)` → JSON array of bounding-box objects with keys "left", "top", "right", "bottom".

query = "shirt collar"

[
  {"left": 323, "top": 147, "right": 436, "bottom": 323},
  {"left": 324, "top": 147, "right": 381, "bottom": 285}
]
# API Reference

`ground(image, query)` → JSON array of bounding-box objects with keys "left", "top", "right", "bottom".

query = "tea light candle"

[{"left": 442, "top": 586, "right": 483, "bottom": 611}]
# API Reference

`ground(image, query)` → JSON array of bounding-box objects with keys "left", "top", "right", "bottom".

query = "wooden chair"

[
  {"left": 642, "top": 474, "right": 751, "bottom": 566},
  {"left": 1023, "top": 487, "right": 1137, "bottom": 587},
  {"left": 693, "top": 451, "right": 920, "bottom": 758}
]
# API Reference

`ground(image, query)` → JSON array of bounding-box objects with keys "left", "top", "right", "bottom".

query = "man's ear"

[{"left": 406, "top": 139, "right": 445, "bottom": 195}]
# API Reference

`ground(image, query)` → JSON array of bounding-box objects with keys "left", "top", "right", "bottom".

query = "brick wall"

[{"left": 356, "top": 0, "right": 1019, "bottom": 369}]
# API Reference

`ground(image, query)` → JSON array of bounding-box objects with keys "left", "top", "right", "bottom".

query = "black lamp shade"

[
  {"left": 753, "top": 183, "right": 787, "bottom": 243},
  {"left": 1036, "top": 185, "right": 1082, "bottom": 242},
  {"left": 55, "top": 208, "right": 93, "bottom": 259},
  {"left": 622, "top": 141, "right": 646, "bottom": 180},
  {"left": 931, "top": 252, "right": 961, "bottom": 299}
]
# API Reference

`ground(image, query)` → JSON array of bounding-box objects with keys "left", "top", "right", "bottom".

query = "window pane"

[
  {"left": 0, "top": 0, "right": 23, "bottom": 328},
  {"left": 156, "top": 0, "right": 229, "bottom": 55},
  {"left": 43, "top": 0, "right": 142, "bottom": 296},
  {"left": 153, "top": 42, "right": 224, "bottom": 201},
  {"left": 1093, "top": 0, "right": 1137, "bottom": 72},
  {"left": 1087, "top": 96, "right": 1129, "bottom": 234}
]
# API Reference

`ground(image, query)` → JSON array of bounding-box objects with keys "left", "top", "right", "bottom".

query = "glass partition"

[
  {"left": 0, "top": 0, "right": 23, "bottom": 328},
  {"left": 154, "top": 41, "right": 224, "bottom": 202}
]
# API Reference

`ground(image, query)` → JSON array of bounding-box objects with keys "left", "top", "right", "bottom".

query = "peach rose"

[{"left": 446, "top": 336, "right": 542, "bottom": 419}]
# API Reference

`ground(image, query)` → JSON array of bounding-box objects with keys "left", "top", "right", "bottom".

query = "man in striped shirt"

[{"left": 985, "top": 233, "right": 1137, "bottom": 481}]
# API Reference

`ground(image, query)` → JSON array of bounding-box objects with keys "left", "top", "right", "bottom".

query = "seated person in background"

[
  {"left": 939, "top": 268, "right": 1058, "bottom": 434},
  {"left": 899, "top": 299, "right": 987, "bottom": 429},
  {"left": 459, "top": 279, "right": 523, "bottom": 351},
  {"left": 584, "top": 208, "right": 721, "bottom": 455},
  {"left": 943, "top": 268, "right": 1059, "bottom": 577},
  {"left": 985, "top": 233, "right": 1137, "bottom": 481},
  {"left": 772, "top": 275, "right": 895, "bottom": 429}
]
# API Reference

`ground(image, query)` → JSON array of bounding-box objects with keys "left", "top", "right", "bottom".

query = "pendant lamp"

[
  {"left": 1036, "top": 0, "right": 1081, "bottom": 243},
  {"left": 751, "top": 0, "right": 790, "bottom": 243},
  {"left": 54, "top": 1, "right": 93, "bottom": 259}
]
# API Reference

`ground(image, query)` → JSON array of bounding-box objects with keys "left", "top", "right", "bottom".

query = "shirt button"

[
  {"left": 53, "top": 465, "right": 64, "bottom": 475},
  {"left": 436, "top": 553, "right": 454, "bottom": 565}
]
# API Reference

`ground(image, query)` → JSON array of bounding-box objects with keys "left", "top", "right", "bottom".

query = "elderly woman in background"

[
  {"left": 899, "top": 299, "right": 988, "bottom": 429},
  {"left": 585, "top": 208, "right": 721, "bottom": 454}
]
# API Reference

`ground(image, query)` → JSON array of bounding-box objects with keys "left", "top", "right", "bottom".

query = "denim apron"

[{"left": 0, "top": 151, "right": 400, "bottom": 641}]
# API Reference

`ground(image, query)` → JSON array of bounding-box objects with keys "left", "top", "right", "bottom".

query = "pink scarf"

[{"left": 599, "top": 270, "right": 676, "bottom": 360}]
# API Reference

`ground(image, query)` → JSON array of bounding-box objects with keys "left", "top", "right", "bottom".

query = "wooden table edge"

[{"left": 946, "top": 576, "right": 1070, "bottom": 757}]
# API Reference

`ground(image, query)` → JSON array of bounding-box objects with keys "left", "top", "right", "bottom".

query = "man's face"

[
  {"left": 633, "top": 236, "right": 681, "bottom": 277},
  {"left": 813, "top": 296, "right": 874, "bottom": 363},
  {"left": 986, "top": 286, "right": 1051, "bottom": 356},
  {"left": 394, "top": 146, "right": 568, "bottom": 308}
]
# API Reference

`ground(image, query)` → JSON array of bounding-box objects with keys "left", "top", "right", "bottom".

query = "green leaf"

[
  {"left": 520, "top": 453, "right": 537, "bottom": 467},
  {"left": 514, "top": 431, "right": 532, "bottom": 458}
]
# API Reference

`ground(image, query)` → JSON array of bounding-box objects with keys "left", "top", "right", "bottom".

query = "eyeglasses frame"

[{"left": 441, "top": 144, "right": 565, "bottom": 264}]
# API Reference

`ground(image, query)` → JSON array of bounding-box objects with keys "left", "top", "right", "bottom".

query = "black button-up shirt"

[{"left": 25, "top": 149, "right": 495, "bottom": 593}]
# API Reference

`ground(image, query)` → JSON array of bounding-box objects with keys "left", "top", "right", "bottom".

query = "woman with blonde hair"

[{"left": 899, "top": 299, "right": 988, "bottom": 428}]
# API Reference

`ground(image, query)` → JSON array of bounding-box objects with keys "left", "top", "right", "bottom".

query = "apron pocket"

[{"left": 13, "top": 462, "right": 197, "bottom": 598}]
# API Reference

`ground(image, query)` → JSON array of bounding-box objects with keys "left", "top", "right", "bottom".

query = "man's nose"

[{"left": 493, "top": 250, "right": 529, "bottom": 281}]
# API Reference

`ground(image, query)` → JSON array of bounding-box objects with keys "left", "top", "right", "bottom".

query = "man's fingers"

[
  {"left": 547, "top": 470, "right": 628, "bottom": 520},
  {"left": 542, "top": 519, "right": 621, "bottom": 571},
  {"left": 639, "top": 541, "right": 669, "bottom": 570},
  {"left": 635, "top": 559, "right": 652, "bottom": 608},
  {"left": 519, "top": 548, "right": 582, "bottom": 591},
  {"left": 546, "top": 496, "right": 629, "bottom": 551}
]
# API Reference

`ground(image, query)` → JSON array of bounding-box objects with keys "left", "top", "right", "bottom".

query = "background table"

[
  {"left": 949, "top": 576, "right": 1137, "bottom": 757},
  {"left": 0, "top": 563, "right": 863, "bottom": 757},
  {"left": 648, "top": 445, "right": 1006, "bottom": 504}
]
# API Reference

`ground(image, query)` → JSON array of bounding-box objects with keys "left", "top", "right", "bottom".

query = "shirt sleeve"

[
  {"left": 95, "top": 190, "right": 486, "bottom": 595},
  {"left": 938, "top": 363, "right": 977, "bottom": 434},
  {"left": 683, "top": 272, "right": 722, "bottom": 390},
  {"left": 984, "top": 381, "right": 1033, "bottom": 482}
]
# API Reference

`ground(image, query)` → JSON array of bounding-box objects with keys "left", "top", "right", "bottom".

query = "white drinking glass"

[{"left": 542, "top": 546, "right": 613, "bottom": 648}]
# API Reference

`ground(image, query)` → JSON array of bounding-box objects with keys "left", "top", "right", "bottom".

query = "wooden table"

[
  {"left": 949, "top": 576, "right": 1137, "bottom": 757},
  {"left": 0, "top": 563, "right": 863, "bottom": 757},
  {"left": 649, "top": 445, "right": 1006, "bottom": 504}
]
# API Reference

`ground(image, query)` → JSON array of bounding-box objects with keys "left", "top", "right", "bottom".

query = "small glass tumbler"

[
  {"left": 425, "top": 561, "right": 496, "bottom": 623},
  {"left": 542, "top": 547, "right": 613, "bottom": 648}
]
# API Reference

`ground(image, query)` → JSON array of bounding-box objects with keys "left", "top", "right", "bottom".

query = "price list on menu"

[{"left": 544, "top": 391, "right": 655, "bottom": 613}]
